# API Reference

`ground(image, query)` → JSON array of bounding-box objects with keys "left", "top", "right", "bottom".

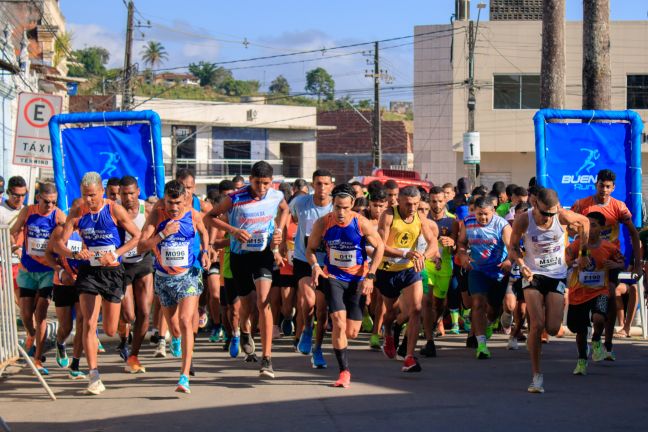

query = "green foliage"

[
  {"left": 188, "top": 61, "right": 232, "bottom": 87},
  {"left": 140, "top": 41, "right": 168, "bottom": 69},
  {"left": 305, "top": 67, "right": 335, "bottom": 103},
  {"left": 68, "top": 46, "right": 110, "bottom": 77},
  {"left": 269, "top": 75, "right": 290, "bottom": 94},
  {"left": 219, "top": 77, "right": 260, "bottom": 96}
]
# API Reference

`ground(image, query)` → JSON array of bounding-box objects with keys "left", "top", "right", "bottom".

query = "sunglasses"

[
  {"left": 9, "top": 191, "right": 26, "bottom": 198},
  {"left": 539, "top": 209, "right": 557, "bottom": 217},
  {"left": 41, "top": 198, "right": 56, "bottom": 205}
]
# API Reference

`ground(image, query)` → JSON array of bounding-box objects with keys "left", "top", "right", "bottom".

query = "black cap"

[{"left": 0, "top": 175, "right": 4, "bottom": 194}]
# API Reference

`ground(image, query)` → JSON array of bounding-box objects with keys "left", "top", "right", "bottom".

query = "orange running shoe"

[
  {"left": 125, "top": 355, "right": 146, "bottom": 374},
  {"left": 334, "top": 370, "right": 351, "bottom": 388}
]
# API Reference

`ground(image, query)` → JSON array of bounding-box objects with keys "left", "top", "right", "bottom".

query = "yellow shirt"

[{"left": 380, "top": 206, "right": 421, "bottom": 272}]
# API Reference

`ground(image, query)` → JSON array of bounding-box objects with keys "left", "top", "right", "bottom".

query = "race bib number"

[
  {"left": 27, "top": 237, "right": 49, "bottom": 257},
  {"left": 67, "top": 240, "right": 82, "bottom": 253},
  {"left": 330, "top": 248, "right": 356, "bottom": 268},
  {"left": 161, "top": 245, "right": 189, "bottom": 267},
  {"left": 242, "top": 232, "right": 268, "bottom": 252},
  {"left": 535, "top": 254, "right": 562, "bottom": 270},
  {"left": 124, "top": 248, "right": 138, "bottom": 258},
  {"left": 89, "top": 245, "right": 116, "bottom": 267},
  {"left": 579, "top": 271, "right": 605, "bottom": 288}
]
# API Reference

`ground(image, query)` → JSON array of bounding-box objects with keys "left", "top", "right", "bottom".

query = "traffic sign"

[
  {"left": 13, "top": 92, "right": 63, "bottom": 168},
  {"left": 463, "top": 132, "right": 480, "bottom": 164}
]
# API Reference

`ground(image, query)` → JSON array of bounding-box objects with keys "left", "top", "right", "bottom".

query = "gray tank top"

[{"left": 522, "top": 210, "right": 567, "bottom": 279}]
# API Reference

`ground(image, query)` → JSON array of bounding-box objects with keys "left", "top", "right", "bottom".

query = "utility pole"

[
  {"left": 122, "top": 0, "right": 134, "bottom": 111},
  {"left": 372, "top": 41, "right": 382, "bottom": 169},
  {"left": 171, "top": 125, "right": 178, "bottom": 179},
  {"left": 540, "top": 0, "right": 566, "bottom": 109},
  {"left": 582, "top": 0, "right": 611, "bottom": 110}
]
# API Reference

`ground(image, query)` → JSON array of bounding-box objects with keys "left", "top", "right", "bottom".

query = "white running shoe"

[
  {"left": 86, "top": 378, "right": 106, "bottom": 395},
  {"left": 154, "top": 339, "right": 167, "bottom": 358},
  {"left": 527, "top": 373, "right": 544, "bottom": 394},
  {"left": 507, "top": 337, "right": 519, "bottom": 350}
]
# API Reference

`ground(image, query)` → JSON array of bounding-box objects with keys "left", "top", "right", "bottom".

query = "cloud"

[{"left": 68, "top": 23, "right": 123, "bottom": 68}]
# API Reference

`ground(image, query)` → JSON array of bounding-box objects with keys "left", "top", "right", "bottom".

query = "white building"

[
  {"left": 414, "top": 15, "right": 648, "bottom": 189},
  {"left": 132, "top": 96, "right": 330, "bottom": 195}
]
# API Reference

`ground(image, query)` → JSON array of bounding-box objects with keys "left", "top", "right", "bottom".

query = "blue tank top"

[
  {"left": 21, "top": 205, "right": 59, "bottom": 272},
  {"left": 290, "top": 194, "right": 332, "bottom": 264},
  {"left": 228, "top": 186, "right": 284, "bottom": 254},
  {"left": 464, "top": 214, "right": 509, "bottom": 279},
  {"left": 77, "top": 201, "right": 123, "bottom": 267},
  {"left": 154, "top": 209, "right": 197, "bottom": 275},
  {"left": 322, "top": 213, "right": 367, "bottom": 283}
]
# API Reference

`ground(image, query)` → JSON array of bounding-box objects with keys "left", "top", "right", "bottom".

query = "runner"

[
  {"left": 377, "top": 186, "right": 438, "bottom": 372},
  {"left": 509, "top": 187, "right": 590, "bottom": 393},
  {"left": 1, "top": 176, "right": 27, "bottom": 304},
  {"left": 207, "top": 161, "right": 290, "bottom": 378},
  {"left": 45, "top": 225, "right": 87, "bottom": 379},
  {"left": 118, "top": 175, "right": 153, "bottom": 373},
  {"left": 289, "top": 170, "right": 334, "bottom": 367},
  {"left": 384, "top": 180, "right": 399, "bottom": 207},
  {"left": 58, "top": 172, "right": 141, "bottom": 395},
  {"left": 571, "top": 169, "right": 642, "bottom": 359},
  {"left": 566, "top": 211, "right": 624, "bottom": 375},
  {"left": 10, "top": 182, "right": 66, "bottom": 374},
  {"left": 456, "top": 196, "right": 512, "bottom": 360},
  {"left": 307, "top": 184, "right": 384, "bottom": 387},
  {"left": 421, "top": 186, "right": 458, "bottom": 357},
  {"left": 105, "top": 177, "right": 121, "bottom": 202}
]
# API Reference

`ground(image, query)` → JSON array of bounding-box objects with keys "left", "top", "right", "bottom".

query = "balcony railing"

[{"left": 165, "top": 158, "right": 284, "bottom": 179}]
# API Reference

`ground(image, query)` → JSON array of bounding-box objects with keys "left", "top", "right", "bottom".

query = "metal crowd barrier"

[{"left": 0, "top": 225, "right": 55, "bottom": 400}]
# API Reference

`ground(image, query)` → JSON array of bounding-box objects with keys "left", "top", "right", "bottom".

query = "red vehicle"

[{"left": 351, "top": 169, "right": 434, "bottom": 192}]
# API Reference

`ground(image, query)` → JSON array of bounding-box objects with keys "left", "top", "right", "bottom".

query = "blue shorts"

[
  {"left": 376, "top": 268, "right": 422, "bottom": 299},
  {"left": 468, "top": 270, "right": 508, "bottom": 308},
  {"left": 154, "top": 267, "right": 203, "bottom": 308},
  {"left": 17, "top": 269, "right": 53, "bottom": 290}
]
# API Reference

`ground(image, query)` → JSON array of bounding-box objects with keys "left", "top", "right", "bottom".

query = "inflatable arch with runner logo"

[{"left": 48, "top": 110, "right": 165, "bottom": 212}]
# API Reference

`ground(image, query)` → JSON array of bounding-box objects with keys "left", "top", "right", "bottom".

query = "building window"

[
  {"left": 493, "top": 74, "right": 540, "bottom": 109},
  {"left": 627, "top": 75, "right": 648, "bottom": 109},
  {"left": 224, "top": 141, "right": 251, "bottom": 159},
  {"left": 174, "top": 126, "right": 196, "bottom": 159}
]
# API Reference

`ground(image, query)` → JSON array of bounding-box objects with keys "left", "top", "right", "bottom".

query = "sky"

[{"left": 61, "top": 0, "right": 646, "bottom": 103}]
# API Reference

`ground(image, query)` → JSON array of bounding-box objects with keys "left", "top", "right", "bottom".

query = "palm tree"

[{"left": 141, "top": 41, "right": 168, "bottom": 71}]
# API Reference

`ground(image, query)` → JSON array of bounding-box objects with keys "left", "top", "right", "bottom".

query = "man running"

[
  {"left": 118, "top": 176, "right": 153, "bottom": 373},
  {"left": 11, "top": 182, "right": 66, "bottom": 374},
  {"left": 307, "top": 184, "right": 384, "bottom": 387},
  {"left": 377, "top": 186, "right": 438, "bottom": 372},
  {"left": 290, "top": 170, "right": 334, "bottom": 367},
  {"left": 571, "top": 169, "right": 641, "bottom": 358},
  {"left": 1, "top": 176, "right": 27, "bottom": 303},
  {"left": 510, "top": 187, "right": 590, "bottom": 393},
  {"left": 58, "top": 172, "right": 141, "bottom": 395},
  {"left": 456, "top": 196, "right": 512, "bottom": 360},
  {"left": 105, "top": 177, "right": 121, "bottom": 202},
  {"left": 208, "top": 161, "right": 290, "bottom": 378},
  {"left": 139, "top": 180, "right": 210, "bottom": 393}
]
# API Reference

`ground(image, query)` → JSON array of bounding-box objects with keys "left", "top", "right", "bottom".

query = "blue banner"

[
  {"left": 544, "top": 122, "right": 630, "bottom": 208},
  {"left": 61, "top": 123, "right": 155, "bottom": 205}
]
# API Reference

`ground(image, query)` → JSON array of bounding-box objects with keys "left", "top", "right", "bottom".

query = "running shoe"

[
  {"left": 501, "top": 311, "right": 513, "bottom": 335},
  {"left": 297, "top": 326, "right": 313, "bottom": 355},
  {"left": 448, "top": 324, "right": 460, "bottom": 335},
  {"left": 68, "top": 369, "right": 87, "bottom": 380},
  {"left": 362, "top": 312, "right": 374, "bottom": 333},
  {"left": 465, "top": 334, "right": 477, "bottom": 349},
  {"left": 420, "top": 340, "right": 437, "bottom": 358},
  {"left": 241, "top": 333, "right": 255, "bottom": 355},
  {"left": 272, "top": 325, "right": 281, "bottom": 340},
  {"left": 401, "top": 355, "right": 422, "bottom": 372},
  {"left": 485, "top": 323, "right": 494, "bottom": 340},
  {"left": 209, "top": 326, "right": 223, "bottom": 343},
  {"left": 527, "top": 373, "right": 544, "bottom": 394},
  {"left": 507, "top": 337, "right": 519, "bottom": 350},
  {"left": 175, "top": 374, "right": 191, "bottom": 394},
  {"left": 56, "top": 345, "right": 70, "bottom": 368},
  {"left": 311, "top": 346, "right": 327, "bottom": 369},
  {"left": 229, "top": 335, "right": 240, "bottom": 358},
  {"left": 369, "top": 334, "right": 381, "bottom": 350},
  {"left": 150, "top": 330, "right": 161, "bottom": 344},
  {"left": 125, "top": 355, "right": 146, "bottom": 374},
  {"left": 476, "top": 342, "right": 491, "bottom": 359},
  {"left": 396, "top": 336, "right": 408, "bottom": 360},
  {"left": 97, "top": 340, "right": 106, "bottom": 353},
  {"left": 260, "top": 357, "right": 275, "bottom": 378},
  {"left": 281, "top": 318, "right": 294, "bottom": 337},
  {"left": 382, "top": 335, "right": 397, "bottom": 359},
  {"left": 462, "top": 311, "right": 471, "bottom": 332},
  {"left": 591, "top": 341, "right": 605, "bottom": 362},
  {"left": 118, "top": 342, "right": 130, "bottom": 362},
  {"left": 34, "top": 360, "right": 49, "bottom": 376},
  {"left": 604, "top": 350, "right": 616, "bottom": 362},
  {"left": 154, "top": 339, "right": 167, "bottom": 358},
  {"left": 170, "top": 337, "right": 182, "bottom": 358},
  {"left": 333, "top": 370, "right": 351, "bottom": 388},
  {"left": 86, "top": 378, "right": 106, "bottom": 395},
  {"left": 573, "top": 359, "right": 588, "bottom": 376}
]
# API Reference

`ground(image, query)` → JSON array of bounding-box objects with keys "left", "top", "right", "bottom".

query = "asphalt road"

[{"left": 1, "top": 332, "right": 647, "bottom": 432}]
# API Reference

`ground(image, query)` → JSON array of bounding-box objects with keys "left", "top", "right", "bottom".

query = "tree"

[
  {"left": 356, "top": 99, "right": 372, "bottom": 109},
  {"left": 269, "top": 75, "right": 290, "bottom": 95},
  {"left": 68, "top": 46, "right": 110, "bottom": 77},
  {"left": 582, "top": 0, "right": 611, "bottom": 110},
  {"left": 141, "top": 41, "right": 168, "bottom": 70},
  {"left": 305, "top": 67, "right": 335, "bottom": 103},
  {"left": 188, "top": 61, "right": 232, "bottom": 87},
  {"left": 540, "top": 0, "right": 565, "bottom": 109},
  {"left": 219, "top": 77, "right": 260, "bottom": 96},
  {"left": 54, "top": 31, "right": 73, "bottom": 68}
]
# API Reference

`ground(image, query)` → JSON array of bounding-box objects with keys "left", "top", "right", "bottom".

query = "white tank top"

[
  {"left": 522, "top": 210, "right": 567, "bottom": 279},
  {"left": 123, "top": 200, "right": 147, "bottom": 264}
]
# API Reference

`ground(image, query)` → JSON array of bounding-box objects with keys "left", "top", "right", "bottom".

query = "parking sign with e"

[{"left": 13, "top": 92, "right": 63, "bottom": 168}]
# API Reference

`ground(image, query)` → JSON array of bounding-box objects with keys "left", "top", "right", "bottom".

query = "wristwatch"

[{"left": 366, "top": 273, "right": 376, "bottom": 280}]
